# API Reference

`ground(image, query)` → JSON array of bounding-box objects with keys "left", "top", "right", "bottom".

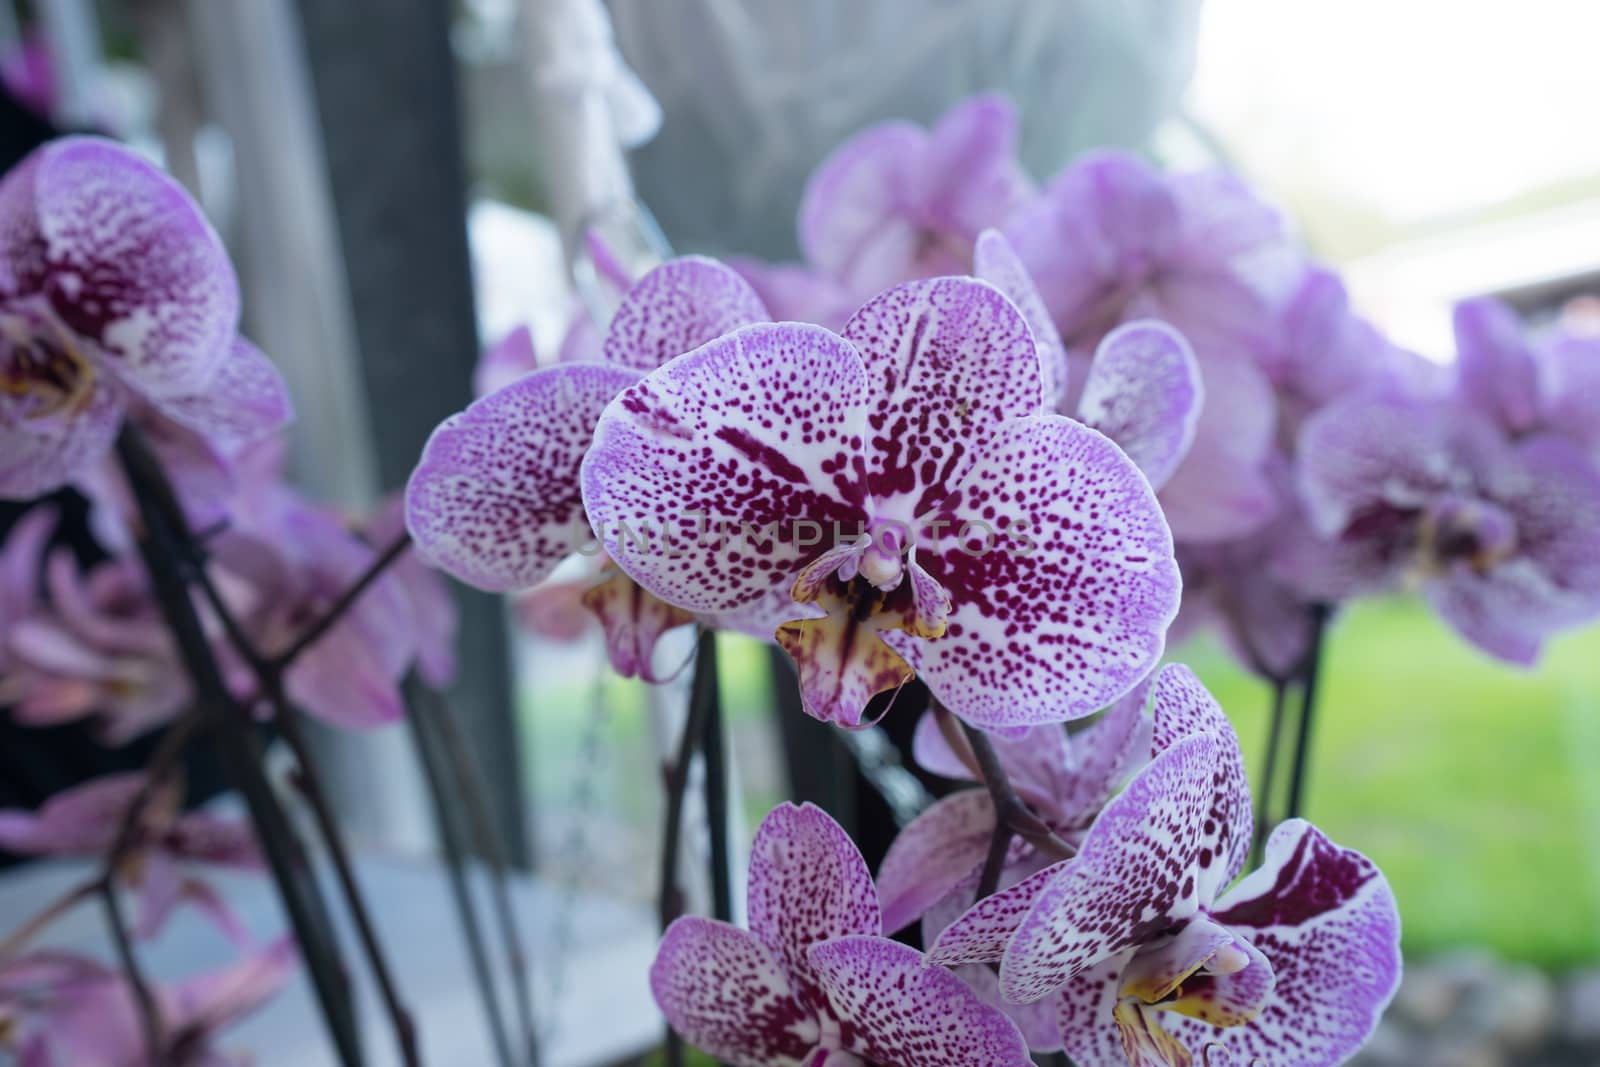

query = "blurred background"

[{"left": 1, "top": 1, "right": 1598, "bottom": 1064}]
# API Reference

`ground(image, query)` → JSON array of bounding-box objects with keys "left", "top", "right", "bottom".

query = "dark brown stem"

[
  {"left": 270, "top": 532, "right": 411, "bottom": 671},
  {"left": 100, "top": 877, "right": 163, "bottom": 1062},
  {"left": 1285, "top": 603, "right": 1332, "bottom": 820},
  {"left": 0, "top": 878, "right": 99, "bottom": 960},
  {"left": 958, "top": 719, "right": 1076, "bottom": 900},
  {"left": 696, "top": 635, "right": 733, "bottom": 924},
  {"left": 1251, "top": 678, "right": 1290, "bottom": 870},
  {"left": 271, "top": 688, "right": 420, "bottom": 1067},
  {"left": 117, "top": 426, "right": 366, "bottom": 1067}
]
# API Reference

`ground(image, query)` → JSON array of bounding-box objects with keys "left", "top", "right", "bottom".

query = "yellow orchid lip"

[{"left": 0, "top": 311, "right": 97, "bottom": 419}]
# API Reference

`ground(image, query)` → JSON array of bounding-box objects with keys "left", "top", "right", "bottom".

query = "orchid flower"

[
  {"left": 0, "top": 137, "right": 289, "bottom": 499},
  {"left": 927, "top": 666, "right": 1401, "bottom": 1066},
  {"left": 583, "top": 274, "right": 1180, "bottom": 729},
  {"left": 0, "top": 938, "right": 293, "bottom": 1067},
  {"left": 1001, "top": 151, "right": 1300, "bottom": 542},
  {"left": 407, "top": 255, "right": 794, "bottom": 683},
  {"left": 1453, "top": 296, "right": 1600, "bottom": 461},
  {"left": 0, "top": 773, "right": 261, "bottom": 944},
  {"left": 651, "top": 802, "right": 1032, "bottom": 1067},
  {"left": 974, "top": 228, "right": 1202, "bottom": 488},
  {"left": 0, "top": 505, "right": 54, "bottom": 668},
  {"left": 1293, "top": 393, "right": 1600, "bottom": 664},
  {"left": 0, "top": 548, "right": 188, "bottom": 743}
]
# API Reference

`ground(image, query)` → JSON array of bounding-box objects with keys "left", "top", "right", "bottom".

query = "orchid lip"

[{"left": 0, "top": 302, "right": 97, "bottom": 419}]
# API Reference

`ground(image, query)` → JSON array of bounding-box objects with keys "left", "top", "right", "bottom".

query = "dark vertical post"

[{"left": 293, "top": 0, "right": 529, "bottom": 864}]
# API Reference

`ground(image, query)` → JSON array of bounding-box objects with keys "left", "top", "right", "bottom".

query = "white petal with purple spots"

[{"left": 602, "top": 255, "right": 770, "bottom": 372}]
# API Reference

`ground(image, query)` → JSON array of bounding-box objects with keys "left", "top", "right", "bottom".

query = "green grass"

[
  {"left": 521, "top": 597, "right": 1600, "bottom": 969},
  {"left": 1176, "top": 596, "right": 1600, "bottom": 969}
]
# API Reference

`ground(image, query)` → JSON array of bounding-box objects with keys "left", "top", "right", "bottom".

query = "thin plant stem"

[
  {"left": 99, "top": 878, "right": 163, "bottom": 1062},
  {"left": 270, "top": 531, "right": 411, "bottom": 671},
  {"left": 406, "top": 684, "right": 515, "bottom": 1067},
  {"left": 1251, "top": 677, "right": 1291, "bottom": 869},
  {"left": 1285, "top": 603, "right": 1332, "bottom": 821},
  {"left": 958, "top": 718, "right": 1075, "bottom": 900},
  {"left": 272, "top": 695, "right": 421, "bottom": 1067},
  {"left": 0, "top": 878, "right": 99, "bottom": 961},
  {"left": 117, "top": 427, "right": 366, "bottom": 1067},
  {"left": 419, "top": 681, "right": 540, "bottom": 1067},
  {"left": 697, "top": 635, "right": 734, "bottom": 924}
]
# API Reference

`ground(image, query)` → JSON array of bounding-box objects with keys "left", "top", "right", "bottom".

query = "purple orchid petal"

[
  {"left": 407, "top": 362, "right": 641, "bottom": 592},
  {"left": 0, "top": 379, "right": 125, "bottom": 499},
  {"left": 1056, "top": 679, "right": 1154, "bottom": 828},
  {"left": 0, "top": 504, "right": 54, "bottom": 626},
  {"left": 916, "top": 94, "right": 1035, "bottom": 242},
  {"left": 875, "top": 789, "right": 994, "bottom": 935},
  {"left": 1453, "top": 297, "right": 1542, "bottom": 434},
  {"left": 901, "top": 415, "right": 1179, "bottom": 729},
  {"left": 169, "top": 936, "right": 296, "bottom": 1037},
  {"left": 650, "top": 915, "right": 818, "bottom": 1067},
  {"left": 1052, "top": 952, "right": 1131, "bottom": 1065},
  {"left": 909, "top": 707, "right": 980, "bottom": 783},
  {"left": 473, "top": 324, "right": 538, "bottom": 398},
  {"left": 747, "top": 803, "right": 880, "bottom": 1015},
  {"left": 1075, "top": 320, "right": 1202, "bottom": 491},
  {"left": 1153, "top": 353, "right": 1279, "bottom": 543},
  {"left": 1119, "top": 916, "right": 1241, "bottom": 1003},
  {"left": 511, "top": 575, "right": 595, "bottom": 642},
  {"left": 134, "top": 850, "right": 183, "bottom": 940},
  {"left": 285, "top": 605, "right": 406, "bottom": 728},
  {"left": 44, "top": 550, "right": 169, "bottom": 659},
  {"left": 973, "top": 228, "right": 1069, "bottom": 408},
  {"left": 367, "top": 493, "right": 458, "bottom": 689},
  {"left": 1173, "top": 819, "right": 1401, "bottom": 1067},
  {"left": 924, "top": 861, "right": 1064, "bottom": 968},
  {"left": 908, "top": 709, "right": 1076, "bottom": 813},
  {"left": 1540, "top": 331, "right": 1600, "bottom": 453},
  {"left": 582, "top": 322, "right": 869, "bottom": 615},
  {"left": 0, "top": 772, "right": 147, "bottom": 855},
  {"left": 160, "top": 336, "right": 293, "bottom": 448},
  {"left": 1162, "top": 935, "right": 1275, "bottom": 1029},
  {"left": 27, "top": 137, "right": 239, "bottom": 401},
  {"left": 169, "top": 809, "right": 263, "bottom": 868},
  {"left": 807, "top": 936, "right": 1032, "bottom": 1067},
  {"left": 798, "top": 120, "right": 928, "bottom": 291},
  {"left": 842, "top": 276, "right": 1042, "bottom": 516},
  {"left": 954, "top": 962, "right": 1065, "bottom": 1054},
  {"left": 998, "top": 733, "right": 1224, "bottom": 1004},
  {"left": 581, "top": 568, "right": 695, "bottom": 682},
  {"left": 1149, "top": 665, "right": 1253, "bottom": 900},
  {"left": 602, "top": 255, "right": 770, "bottom": 372}
]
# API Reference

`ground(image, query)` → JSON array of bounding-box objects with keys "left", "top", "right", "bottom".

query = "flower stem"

[
  {"left": 270, "top": 530, "right": 412, "bottom": 671},
  {"left": 116, "top": 426, "right": 366, "bottom": 1067},
  {"left": 99, "top": 876, "right": 162, "bottom": 1063},
  {"left": 958, "top": 718, "right": 1075, "bottom": 900},
  {"left": 405, "top": 679, "right": 515, "bottom": 1067},
  {"left": 413, "top": 678, "right": 542, "bottom": 1067},
  {"left": 0, "top": 878, "right": 98, "bottom": 961},
  {"left": 1285, "top": 603, "right": 1332, "bottom": 821},
  {"left": 697, "top": 635, "right": 733, "bottom": 924}
]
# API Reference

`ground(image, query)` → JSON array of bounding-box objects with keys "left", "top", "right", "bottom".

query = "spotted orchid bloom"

[
  {"left": 1294, "top": 393, "right": 1600, "bottom": 665},
  {"left": 876, "top": 690, "right": 1153, "bottom": 937},
  {"left": 1453, "top": 296, "right": 1600, "bottom": 462},
  {"left": 651, "top": 802, "right": 1032, "bottom": 1067},
  {"left": 0, "top": 938, "right": 293, "bottom": 1067},
  {"left": 975, "top": 229, "right": 1202, "bottom": 488},
  {"left": 582, "top": 275, "right": 1180, "bottom": 729},
  {"left": 0, "top": 773, "right": 262, "bottom": 944},
  {"left": 927, "top": 666, "right": 1401, "bottom": 1066},
  {"left": 0, "top": 137, "right": 290, "bottom": 499},
  {"left": 407, "top": 256, "right": 793, "bottom": 682},
  {"left": 1002, "top": 151, "right": 1300, "bottom": 542}
]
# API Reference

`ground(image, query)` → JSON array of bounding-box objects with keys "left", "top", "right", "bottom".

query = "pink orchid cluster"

[{"left": 0, "top": 138, "right": 462, "bottom": 1064}]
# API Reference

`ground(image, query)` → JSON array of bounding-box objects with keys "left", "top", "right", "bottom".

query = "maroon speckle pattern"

[
  {"left": 973, "top": 228, "right": 1069, "bottom": 407},
  {"left": 603, "top": 255, "right": 770, "bottom": 371},
  {"left": 1075, "top": 320, "right": 1202, "bottom": 491},
  {"left": 841, "top": 275, "right": 1041, "bottom": 516},
  {"left": 583, "top": 322, "right": 868, "bottom": 614},
  {"left": 1150, "top": 665, "right": 1253, "bottom": 901},
  {"left": 998, "top": 733, "right": 1221, "bottom": 1004},
  {"left": 892, "top": 415, "right": 1180, "bottom": 729},
  {"left": 406, "top": 362, "right": 641, "bottom": 592},
  {"left": 29, "top": 138, "right": 238, "bottom": 401},
  {"left": 747, "top": 803, "right": 881, "bottom": 1017},
  {"left": 650, "top": 916, "right": 818, "bottom": 1067},
  {"left": 925, "top": 861, "right": 1063, "bottom": 969},
  {"left": 1169, "top": 820, "right": 1401, "bottom": 1065},
  {"left": 809, "top": 936, "right": 1033, "bottom": 1067}
]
